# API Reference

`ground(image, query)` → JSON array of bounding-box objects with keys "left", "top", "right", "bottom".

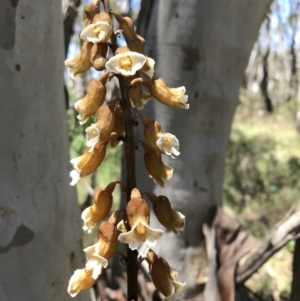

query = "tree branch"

[{"left": 236, "top": 205, "right": 300, "bottom": 284}]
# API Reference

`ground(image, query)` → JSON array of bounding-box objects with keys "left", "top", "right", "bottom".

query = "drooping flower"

[
  {"left": 147, "top": 250, "right": 186, "bottom": 300},
  {"left": 85, "top": 99, "right": 118, "bottom": 151},
  {"left": 125, "top": 73, "right": 152, "bottom": 110},
  {"left": 80, "top": 12, "right": 113, "bottom": 43},
  {"left": 139, "top": 141, "right": 173, "bottom": 187},
  {"left": 84, "top": 215, "right": 119, "bottom": 279},
  {"left": 138, "top": 114, "right": 180, "bottom": 158},
  {"left": 131, "top": 77, "right": 189, "bottom": 110},
  {"left": 90, "top": 43, "right": 108, "bottom": 71},
  {"left": 68, "top": 268, "right": 96, "bottom": 297},
  {"left": 65, "top": 42, "right": 93, "bottom": 78},
  {"left": 145, "top": 192, "right": 185, "bottom": 235},
  {"left": 70, "top": 133, "right": 115, "bottom": 185},
  {"left": 118, "top": 188, "right": 163, "bottom": 257},
  {"left": 74, "top": 71, "right": 110, "bottom": 124},
  {"left": 105, "top": 46, "right": 146, "bottom": 77},
  {"left": 81, "top": 181, "right": 119, "bottom": 232}
]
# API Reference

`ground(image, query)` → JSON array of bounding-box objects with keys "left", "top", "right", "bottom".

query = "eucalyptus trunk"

[
  {"left": 136, "top": 0, "right": 272, "bottom": 298},
  {"left": 0, "top": 1, "right": 86, "bottom": 300}
]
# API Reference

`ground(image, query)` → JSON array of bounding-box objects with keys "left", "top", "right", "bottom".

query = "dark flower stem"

[
  {"left": 103, "top": 1, "right": 139, "bottom": 299},
  {"left": 118, "top": 76, "right": 139, "bottom": 301}
]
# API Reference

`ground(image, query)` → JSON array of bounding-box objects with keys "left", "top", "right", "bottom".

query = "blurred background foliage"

[{"left": 64, "top": 0, "right": 300, "bottom": 299}]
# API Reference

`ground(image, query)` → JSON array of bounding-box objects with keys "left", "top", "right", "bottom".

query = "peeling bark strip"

[
  {"left": 0, "top": 224, "right": 34, "bottom": 254},
  {"left": 0, "top": 0, "right": 17, "bottom": 49}
]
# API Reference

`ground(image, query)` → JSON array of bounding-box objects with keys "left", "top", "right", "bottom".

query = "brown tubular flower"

[
  {"left": 85, "top": 98, "right": 118, "bottom": 151},
  {"left": 131, "top": 77, "right": 189, "bottom": 110},
  {"left": 74, "top": 71, "right": 110, "bottom": 124},
  {"left": 139, "top": 141, "right": 173, "bottom": 187},
  {"left": 110, "top": 104, "right": 125, "bottom": 147},
  {"left": 84, "top": 2, "right": 100, "bottom": 27},
  {"left": 125, "top": 73, "right": 152, "bottom": 110},
  {"left": 145, "top": 192, "right": 185, "bottom": 235},
  {"left": 81, "top": 181, "right": 120, "bottom": 232},
  {"left": 118, "top": 188, "right": 163, "bottom": 257},
  {"left": 111, "top": 11, "right": 145, "bottom": 54},
  {"left": 147, "top": 250, "right": 186, "bottom": 299},
  {"left": 68, "top": 268, "right": 96, "bottom": 297},
  {"left": 84, "top": 213, "right": 119, "bottom": 279},
  {"left": 70, "top": 132, "right": 116, "bottom": 185},
  {"left": 65, "top": 42, "right": 93, "bottom": 78},
  {"left": 81, "top": 12, "right": 113, "bottom": 43},
  {"left": 90, "top": 43, "right": 108, "bottom": 71}
]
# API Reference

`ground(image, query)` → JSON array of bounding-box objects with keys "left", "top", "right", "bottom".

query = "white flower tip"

[
  {"left": 105, "top": 52, "right": 147, "bottom": 76},
  {"left": 70, "top": 170, "right": 80, "bottom": 186},
  {"left": 80, "top": 21, "right": 110, "bottom": 43}
]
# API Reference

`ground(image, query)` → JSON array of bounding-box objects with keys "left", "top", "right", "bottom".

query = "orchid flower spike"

[
  {"left": 131, "top": 77, "right": 189, "bottom": 110},
  {"left": 138, "top": 114, "right": 180, "bottom": 158},
  {"left": 145, "top": 192, "right": 185, "bottom": 235},
  {"left": 65, "top": 42, "right": 93, "bottom": 78},
  {"left": 69, "top": 133, "right": 116, "bottom": 185},
  {"left": 139, "top": 141, "right": 173, "bottom": 187},
  {"left": 74, "top": 71, "right": 110, "bottom": 124},
  {"left": 80, "top": 12, "right": 113, "bottom": 43},
  {"left": 105, "top": 46, "right": 147, "bottom": 77},
  {"left": 85, "top": 98, "right": 119, "bottom": 151},
  {"left": 118, "top": 188, "right": 163, "bottom": 258},
  {"left": 81, "top": 181, "right": 120, "bottom": 232},
  {"left": 147, "top": 250, "right": 186, "bottom": 300}
]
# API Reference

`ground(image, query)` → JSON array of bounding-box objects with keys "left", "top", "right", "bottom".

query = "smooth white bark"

[
  {"left": 136, "top": 0, "right": 272, "bottom": 298},
  {"left": 0, "top": 1, "right": 86, "bottom": 300}
]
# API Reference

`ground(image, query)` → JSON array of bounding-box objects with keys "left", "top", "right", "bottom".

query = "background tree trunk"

[
  {"left": 0, "top": 1, "right": 86, "bottom": 300},
  {"left": 136, "top": 0, "right": 272, "bottom": 298}
]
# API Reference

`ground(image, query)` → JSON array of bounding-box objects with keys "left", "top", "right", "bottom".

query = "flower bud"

[
  {"left": 74, "top": 72, "right": 110, "bottom": 124},
  {"left": 109, "top": 104, "right": 125, "bottom": 147},
  {"left": 140, "top": 141, "right": 173, "bottom": 187},
  {"left": 81, "top": 182, "right": 119, "bottom": 232},
  {"left": 65, "top": 42, "right": 93, "bottom": 78},
  {"left": 84, "top": 219, "right": 118, "bottom": 279},
  {"left": 146, "top": 250, "right": 186, "bottom": 299},
  {"left": 105, "top": 46, "right": 147, "bottom": 76},
  {"left": 70, "top": 133, "right": 115, "bottom": 185},
  {"left": 146, "top": 193, "right": 185, "bottom": 235},
  {"left": 118, "top": 188, "right": 163, "bottom": 257},
  {"left": 84, "top": 3, "right": 100, "bottom": 27},
  {"left": 125, "top": 74, "right": 151, "bottom": 110},
  {"left": 111, "top": 11, "right": 145, "bottom": 54},
  {"left": 68, "top": 268, "right": 96, "bottom": 297},
  {"left": 90, "top": 43, "right": 108, "bottom": 71},
  {"left": 80, "top": 12, "right": 113, "bottom": 43},
  {"left": 131, "top": 77, "right": 189, "bottom": 109},
  {"left": 85, "top": 99, "right": 118, "bottom": 151}
]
